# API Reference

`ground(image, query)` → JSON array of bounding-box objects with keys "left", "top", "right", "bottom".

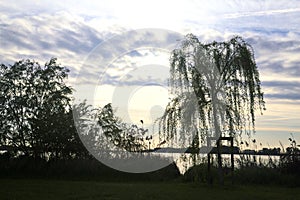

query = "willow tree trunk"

[{"left": 212, "top": 90, "right": 224, "bottom": 185}]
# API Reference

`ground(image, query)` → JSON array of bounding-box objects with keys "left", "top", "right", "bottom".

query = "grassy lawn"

[{"left": 0, "top": 179, "right": 299, "bottom": 200}]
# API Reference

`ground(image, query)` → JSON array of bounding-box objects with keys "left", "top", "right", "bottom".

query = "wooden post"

[
  {"left": 230, "top": 137, "right": 234, "bottom": 184},
  {"left": 207, "top": 136, "right": 234, "bottom": 185},
  {"left": 207, "top": 137, "right": 212, "bottom": 184}
]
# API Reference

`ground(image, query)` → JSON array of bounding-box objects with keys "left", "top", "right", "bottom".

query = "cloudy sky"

[{"left": 1, "top": 0, "right": 299, "bottom": 148}]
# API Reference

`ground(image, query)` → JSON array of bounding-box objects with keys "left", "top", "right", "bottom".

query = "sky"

[{"left": 1, "top": 0, "right": 300, "bottom": 149}]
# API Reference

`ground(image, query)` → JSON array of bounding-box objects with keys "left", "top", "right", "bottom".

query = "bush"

[
  {"left": 234, "top": 165, "right": 300, "bottom": 187},
  {"left": 0, "top": 155, "right": 182, "bottom": 181},
  {"left": 183, "top": 164, "right": 218, "bottom": 183}
]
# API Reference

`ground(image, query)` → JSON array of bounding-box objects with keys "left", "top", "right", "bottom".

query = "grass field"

[{"left": 0, "top": 179, "right": 300, "bottom": 200}]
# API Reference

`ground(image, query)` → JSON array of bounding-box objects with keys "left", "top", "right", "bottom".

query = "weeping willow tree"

[{"left": 158, "top": 34, "right": 265, "bottom": 184}]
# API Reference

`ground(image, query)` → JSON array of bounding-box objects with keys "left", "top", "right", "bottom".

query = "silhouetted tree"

[
  {"left": 0, "top": 58, "right": 73, "bottom": 158},
  {"left": 158, "top": 34, "right": 265, "bottom": 184},
  {"left": 97, "top": 103, "right": 148, "bottom": 152},
  {"left": 72, "top": 100, "right": 102, "bottom": 159}
]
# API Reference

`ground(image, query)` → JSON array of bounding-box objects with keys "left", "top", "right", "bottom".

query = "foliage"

[
  {"left": 0, "top": 58, "right": 87, "bottom": 159},
  {"left": 183, "top": 163, "right": 218, "bottom": 183},
  {"left": 184, "top": 155, "right": 300, "bottom": 187},
  {"left": 279, "top": 136, "right": 300, "bottom": 176},
  {"left": 159, "top": 34, "right": 265, "bottom": 146},
  {"left": 0, "top": 155, "right": 181, "bottom": 181},
  {"left": 234, "top": 165, "right": 300, "bottom": 186},
  {"left": 158, "top": 34, "right": 265, "bottom": 184},
  {"left": 97, "top": 103, "right": 148, "bottom": 152}
]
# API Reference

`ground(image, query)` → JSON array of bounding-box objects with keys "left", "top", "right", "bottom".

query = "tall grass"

[{"left": 183, "top": 152, "right": 300, "bottom": 186}]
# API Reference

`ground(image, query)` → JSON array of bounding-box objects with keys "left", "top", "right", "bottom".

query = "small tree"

[
  {"left": 159, "top": 34, "right": 265, "bottom": 184},
  {"left": 97, "top": 103, "right": 148, "bottom": 153}
]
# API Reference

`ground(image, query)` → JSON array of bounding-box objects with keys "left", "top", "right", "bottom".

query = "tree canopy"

[
  {"left": 0, "top": 58, "right": 87, "bottom": 159},
  {"left": 159, "top": 34, "right": 265, "bottom": 149}
]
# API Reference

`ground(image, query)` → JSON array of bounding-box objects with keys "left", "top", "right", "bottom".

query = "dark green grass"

[{"left": 0, "top": 179, "right": 299, "bottom": 200}]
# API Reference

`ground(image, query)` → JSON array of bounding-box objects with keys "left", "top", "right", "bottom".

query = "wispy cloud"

[
  {"left": 224, "top": 8, "right": 300, "bottom": 19},
  {"left": 0, "top": 11, "right": 103, "bottom": 67}
]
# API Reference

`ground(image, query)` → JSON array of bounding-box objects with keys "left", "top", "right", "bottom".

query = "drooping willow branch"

[{"left": 158, "top": 34, "right": 265, "bottom": 148}]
